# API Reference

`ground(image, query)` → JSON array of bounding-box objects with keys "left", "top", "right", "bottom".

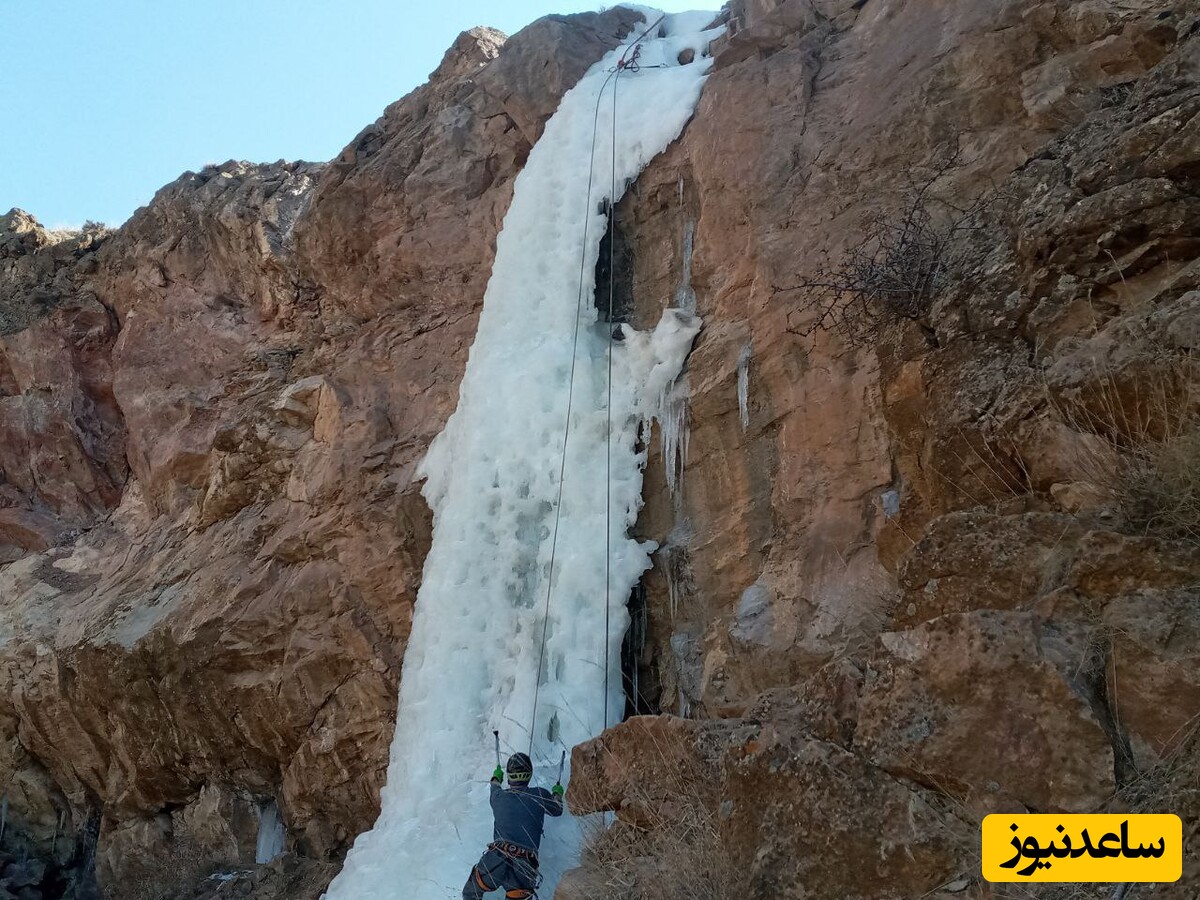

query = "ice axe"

[
  {"left": 493, "top": 730, "right": 501, "bottom": 768},
  {"left": 556, "top": 750, "right": 566, "bottom": 784}
]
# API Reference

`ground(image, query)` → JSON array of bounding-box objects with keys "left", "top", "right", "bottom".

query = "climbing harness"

[
  {"left": 488, "top": 843, "right": 542, "bottom": 899},
  {"left": 526, "top": 12, "right": 669, "bottom": 757},
  {"left": 489, "top": 842, "right": 539, "bottom": 865}
]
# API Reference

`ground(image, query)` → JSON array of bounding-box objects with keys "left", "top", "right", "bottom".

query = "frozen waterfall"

[{"left": 324, "top": 9, "right": 717, "bottom": 898}]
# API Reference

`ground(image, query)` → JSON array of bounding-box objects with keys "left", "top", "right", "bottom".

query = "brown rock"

[
  {"left": 2, "top": 0, "right": 1199, "bottom": 896},
  {"left": 896, "top": 512, "right": 1085, "bottom": 625},
  {"left": 723, "top": 735, "right": 966, "bottom": 899},
  {"left": 0, "top": 8, "right": 644, "bottom": 886},
  {"left": 569, "top": 715, "right": 733, "bottom": 816},
  {"left": 569, "top": 715, "right": 969, "bottom": 899},
  {"left": 1067, "top": 531, "right": 1200, "bottom": 598},
  {"left": 857, "top": 611, "right": 1116, "bottom": 812},
  {"left": 0, "top": 213, "right": 125, "bottom": 560},
  {"left": 624, "top": 0, "right": 1197, "bottom": 730},
  {"left": 1104, "top": 592, "right": 1200, "bottom": 769}
]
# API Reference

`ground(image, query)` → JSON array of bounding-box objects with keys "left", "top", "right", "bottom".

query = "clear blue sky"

[{"left": 2, "top": 1, "right": 723, "bottom": 229}]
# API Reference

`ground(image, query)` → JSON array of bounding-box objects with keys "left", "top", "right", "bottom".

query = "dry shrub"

[
  {"left": 120, "top": 840, "right": 225, "bottom": 900},
  {"left": 1119, "top": 720, "right": 1200, "bottom": 818},
  {"left": 577, "top": 726, "right": 750, "bottom": 900},
  {"left": 777, "top": 149, "right": 995, "bottom": 347},
  {"left": 580, "top": 788, "right": 749, "bottom": 900},
  {"left": 1048, "top": 356, "right": 1200, "bottom": 544}
]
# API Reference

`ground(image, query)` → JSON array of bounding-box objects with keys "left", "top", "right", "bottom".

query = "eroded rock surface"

[
  {"left": 2, "top": 1, "right": 1199, "bottom": 898},
  {"left": 0, "top": 9, "right": 641, "bottom": 897},
  {"left": 0, "top": 213, "right": 124, "bottom": 563},
  {"left": 573, "top": 0, "right": 1199, "bottom": 897}
]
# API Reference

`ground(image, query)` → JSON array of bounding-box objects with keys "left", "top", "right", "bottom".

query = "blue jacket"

[{"left": 490, "top": 782, "right": 563, "bottom": 853}]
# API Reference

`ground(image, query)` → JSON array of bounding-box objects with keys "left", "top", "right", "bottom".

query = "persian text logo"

[{"left": 982, "top": 814, "right": 1182, "bottom": 883}]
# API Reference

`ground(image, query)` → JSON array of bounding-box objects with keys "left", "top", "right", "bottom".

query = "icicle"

[
  {"left": 661, "top": 215, "right": 701, "bottom": 494},
  {"left": 737, "top": 341, "right": 752, "bottom": 431},
  {"left": 667, "top": 558, "right": 681, "bottom": 621},
  {"left": 617, "top": 308, "right": 702, "bottom": 498},
  {"left": 673, "top": 219, "right": 697, "bottom": 312},
  {"left": 255, "top": 801, "right": 286, "bottom": 864},
  {"left": 659, "top": 376, "right": 691, "bottom": 495}
]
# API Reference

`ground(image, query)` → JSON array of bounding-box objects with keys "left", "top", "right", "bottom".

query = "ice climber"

[{"left": 462, "top": 752, "right": 565, "bottom": 899}]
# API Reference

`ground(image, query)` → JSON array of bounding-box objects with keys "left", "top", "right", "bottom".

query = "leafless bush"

[
  {"left": 119, "top": 840, "right": 224, "bottom": 900},
  {"left": 580, "top": 790, "right": 749, "bottom": 900},
  {"left": 778, "top": 151, "right": 995, "bottom": 347},
  {"left": 577, "top": 728, "right": 749, "bottom": 900},
  {"left": 1048, "top": 356, "right": 1200, "bottom": 545}
]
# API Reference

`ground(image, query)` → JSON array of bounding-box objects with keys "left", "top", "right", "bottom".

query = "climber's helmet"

[{"left": 506, "top": 752, "right": 533, "bottom": 784}]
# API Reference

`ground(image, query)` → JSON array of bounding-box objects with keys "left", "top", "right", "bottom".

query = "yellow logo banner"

[{"left": 982, "top": 814, "right": 1182, "bottom": 883}]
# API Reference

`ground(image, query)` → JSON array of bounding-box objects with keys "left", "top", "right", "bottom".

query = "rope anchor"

[{"left": 617, "top": 43, "right": 643, "bottom": 72}]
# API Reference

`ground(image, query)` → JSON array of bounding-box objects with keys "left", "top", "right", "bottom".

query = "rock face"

[
  {"left": 572, "top": 0, "right": 1200, "bottom": 897},
  {"left": 0, "top": 212, "right": 124, "bottom": 563},
  {"left": 2, "top": 1, "right": 1199, "bottom": 899},
  {"left": 567, "top": 716, "right": 967, "bottom": 900},
  {"left": 0, "top": 9, "right": 641, "bottom": 898}
]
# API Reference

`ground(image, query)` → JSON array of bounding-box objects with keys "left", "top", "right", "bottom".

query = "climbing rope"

[
  {"left": 527, "top": 13, "right": 667, "bottom": 758},
  {"left": 527, "top": 63, "right": 618, "bottom": 758},
  {"left": 603, "top": 64, "right": 619, "bottom": 734}
]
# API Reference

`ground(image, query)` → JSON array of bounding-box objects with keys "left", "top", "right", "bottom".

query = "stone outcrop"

[
  {"left": 0, "top": 9, "right": 641, "bottom": 897},
  {"left": 0, "top": 212, "right": 124, "bottom": 563},
  {"left": 2, "top": 1, "right": 1199, "bottom": 898},
  {"left": 566, "top": 716, "right": 970, "bottom": 900},
  {"left": 572, "top": 0, "right": 1200, "bottom": 897}
]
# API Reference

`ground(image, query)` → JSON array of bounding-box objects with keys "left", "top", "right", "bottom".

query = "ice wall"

[
  {"left": 324, "top": 10, "right": 716, "bottom": 899},
  {"left": 255, "top": 801, "right": 286, "bottom": 865}
]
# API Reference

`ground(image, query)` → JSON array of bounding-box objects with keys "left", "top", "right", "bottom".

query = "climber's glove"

[
  {"left": 492, "top": 766, "right": 505, "bottom": 783},
  {"left": 552, "top": 783, "right": 565, "bottom": 797}
]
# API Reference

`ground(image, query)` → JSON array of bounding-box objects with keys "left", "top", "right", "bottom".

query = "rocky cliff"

[{"left": 1, "top": 1, "right": 1198, "bottom": 899}]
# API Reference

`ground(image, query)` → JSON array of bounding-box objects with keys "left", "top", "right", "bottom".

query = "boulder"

[{"left": 856, "top": 611, "right": 1116, "bottom": 813}]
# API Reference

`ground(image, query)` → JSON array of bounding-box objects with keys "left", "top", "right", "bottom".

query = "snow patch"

[
  {"left": 882, "top": 489, "right": 901, "bottom": 519},
  {"left": 619, "top": 310, "right": 701, "bottom": 496}
]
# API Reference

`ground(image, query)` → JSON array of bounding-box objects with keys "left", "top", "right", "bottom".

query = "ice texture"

[
  {"left": 737, "top": 341, "right": 752, "bottom": 431},
  {"left": 323, "top": 10, "right": 713, "bottom": 899},
  {"left": 255, "top": 801, "right": 286, "bottom": 865},
  {"left": 674, "top": 219, "right": 697, "bottom": 312}
]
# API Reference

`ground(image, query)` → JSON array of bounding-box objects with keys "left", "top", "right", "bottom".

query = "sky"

[{"left": 2, "top": 0, "right": 724, "bottom": 229}]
